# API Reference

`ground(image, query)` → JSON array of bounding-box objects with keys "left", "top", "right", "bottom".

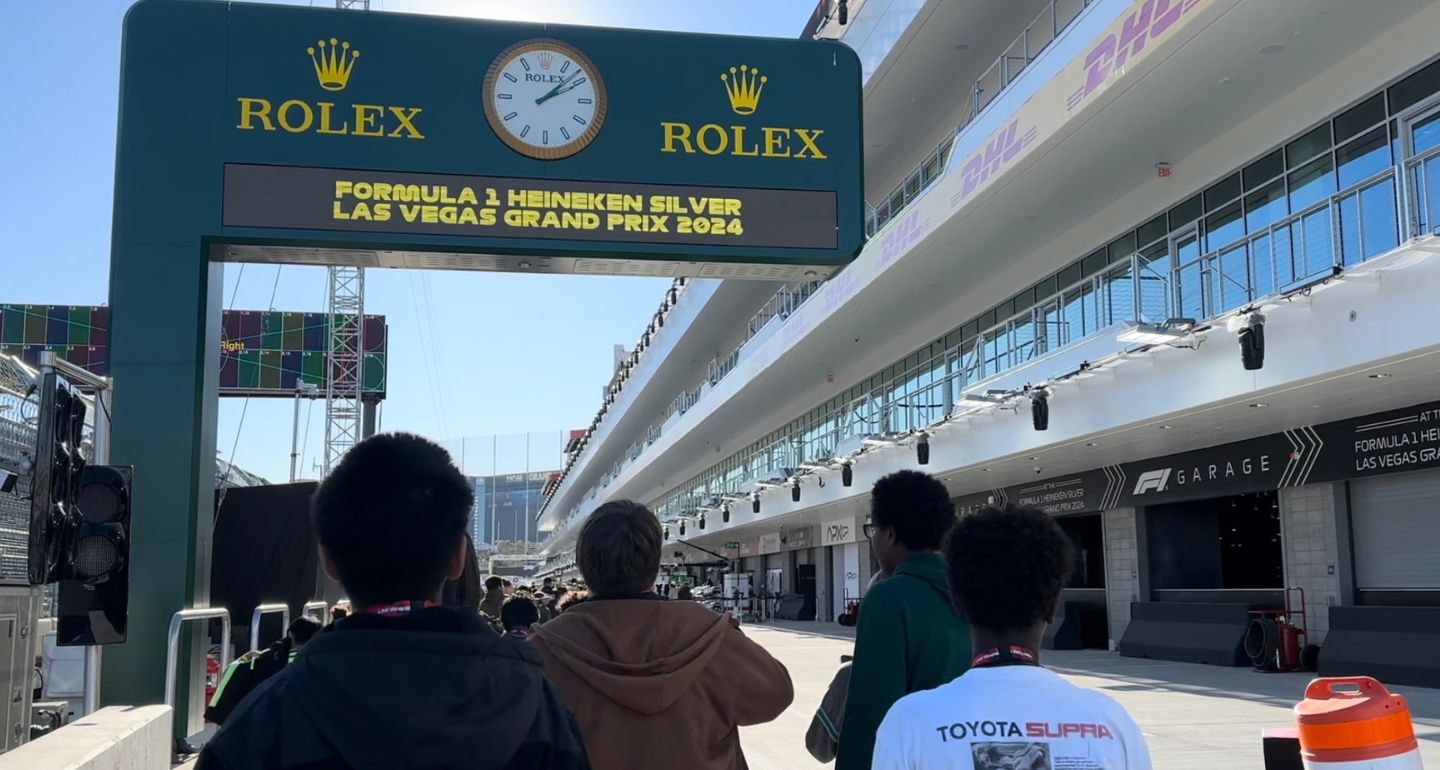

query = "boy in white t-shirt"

[{"left": 872, "top": 506, "right": 1152, "bottom": 770}]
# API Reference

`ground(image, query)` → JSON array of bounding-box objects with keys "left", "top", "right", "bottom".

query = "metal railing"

[
  {"left": 540, "top": 277, "right": 689, "bottom": 511},
  {"left": 164, "top": 607, "right": 232, "bottom": 709},
  {"left": 866, "top": 0, "right": 1093, "bottom": 237},
  {"left": 249, "top": 603, "right": 291, "bottom": 649},
  {"left": 1174, "top": 168, "right": 1399, "bottom": 320},
  {"left": 628, "top": 161, "right": 1418, "bottom": 531},
  {"left": 539, "top": 1, "right": 1099, "bottom": 529},
  {"left": 745, "top": 281, "right": 825, "bottom": 340},
  {"left": 303, "top": 600, "right": 330, "bottom": 625},
  {"left": 1404, "top": 143, "right": 1440, "bottom": 237}
]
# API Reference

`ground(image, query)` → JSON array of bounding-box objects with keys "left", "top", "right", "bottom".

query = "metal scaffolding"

[
  {"left": 324, "top": 0, "right": 369, "bottom": 475},
  {"left": 323, "top": 266, "right": 364, "bottom": 475}
]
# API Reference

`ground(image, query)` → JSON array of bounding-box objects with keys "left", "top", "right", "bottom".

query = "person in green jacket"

[{"left": 836, "top": 470, "right": 971, "bottom": 770}]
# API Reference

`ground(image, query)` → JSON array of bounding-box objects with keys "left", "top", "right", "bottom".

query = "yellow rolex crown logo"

[
  {"left": 721, "top": 64, "right": 767, "bottom": 116},
  {"left": 307, "top": 38, "right": 359, "bottom": 92},
  {"left": 538, "top": 52, "right": 555, "bottom": 70}
]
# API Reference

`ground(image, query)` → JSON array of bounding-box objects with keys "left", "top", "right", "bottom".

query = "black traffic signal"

[
  {"left": 29, "top": 373, "right": 86, "bottom": 586},
  {"left": 58, "top": 465, "right": 133, "bottom": 646}
]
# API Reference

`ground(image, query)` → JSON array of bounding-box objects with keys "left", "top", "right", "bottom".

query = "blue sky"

[{"left": 0, "top": 0, "right": 817, "bottom": 483}]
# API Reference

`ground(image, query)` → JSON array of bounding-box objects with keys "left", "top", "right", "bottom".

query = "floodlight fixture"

[{"left": 1117, "top": 317, "right": 1197, "bottom": 345}]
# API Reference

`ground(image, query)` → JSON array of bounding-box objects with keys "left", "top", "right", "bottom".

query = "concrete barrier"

[{"left": 0, "top": 705, "right": 172, "bottom": 770}]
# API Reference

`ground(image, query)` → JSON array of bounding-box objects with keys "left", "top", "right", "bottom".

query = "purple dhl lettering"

[
  {"left": 1114, "top": 0, "right": 1155, "bottom": 70},
  {"left": 821, "top": 270, "right": 858, "bottom": 316},
  {"left": 1081, "top": 36, "right": 1116, "bottom": 103},
  {"left": 960, "top": 120, "right": 1024, "bottom": 199},
  {"left": 1151, "top": 0, "right": 1185, "bottom": 37},
  {"left": 879, "top": 211, "right": 931, "bottom": 269},
  {"left": 980, "top": 122, "right": 1016, "bottom": 180},
  {"left": 1077, "top": 0, "right": 1193, "bottom": 106}
]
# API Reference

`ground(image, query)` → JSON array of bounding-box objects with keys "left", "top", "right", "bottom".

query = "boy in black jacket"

[{"left": 198, "top": 433, "right": 589, "bottom": 770}]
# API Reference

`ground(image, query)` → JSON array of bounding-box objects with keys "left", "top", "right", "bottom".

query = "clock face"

[{"left": 484, "top": 40, "right": 608, "bottom": 161}]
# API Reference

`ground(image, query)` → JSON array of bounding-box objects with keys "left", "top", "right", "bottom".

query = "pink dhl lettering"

[
  {"left": 880, "top": 211, "right": 931, "bottom": 269},
  {"left": 1076, "top": 0, "right": 1193, "bottom": 107},
  {"left": 822, "top": 270, "right": 858, "bottom": 313},
  {"left": 1114, "top": 0, "right": 1155, "bottom": 70},
  {"left": 962, "top": 121, "right": 1022, "bottom": 198}
]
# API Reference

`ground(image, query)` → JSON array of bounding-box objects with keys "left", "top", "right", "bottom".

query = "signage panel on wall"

[
  {"left": 820, "top": 514, "right": 861, "bottom": 546},
  {"left": 783, "top": 526, "right": 812, "bottom": 551},
  {"left": 956, "top": 401, "right": 1440, "bottom": 513}
]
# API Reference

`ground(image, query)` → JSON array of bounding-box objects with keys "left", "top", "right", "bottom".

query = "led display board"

[{"left": 0, "top": 305, "right": 387, "bottom": 397}]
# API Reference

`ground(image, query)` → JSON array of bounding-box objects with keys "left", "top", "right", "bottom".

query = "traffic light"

[
  {"left": 58, "top": 465, "right": 133, "bottom": 646},
  {"left": 29, "top": 373, "right": 86, "bottom": 586}
]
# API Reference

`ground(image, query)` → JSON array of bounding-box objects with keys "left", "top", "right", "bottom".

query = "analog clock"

[{"left": 483, "top": 40, "right": 608, "bottom": 161}]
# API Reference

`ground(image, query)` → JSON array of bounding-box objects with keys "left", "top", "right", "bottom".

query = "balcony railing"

[
  {"left": 539, "top": 2, "right": 1101, "bottom": 528},
  {"left": 746, "top": 281, "right": 824, "bottom": 340},
  {"left": 543, "top": 158, "right": 1425, "bottom": 543},
  {"left": 866, "top": 0, "right": 1094, "bottom": 237}
]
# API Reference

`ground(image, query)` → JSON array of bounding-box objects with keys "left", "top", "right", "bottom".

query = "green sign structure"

[{"left": 106, "top": 0, "right": 861, "bottom": 725}]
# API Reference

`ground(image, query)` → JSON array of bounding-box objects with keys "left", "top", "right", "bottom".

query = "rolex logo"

[
  {"left": 721, "top": 64, "right": 767, "bottom": 116},
  {"left": 538, "top": 52, "right": 555, "bottom": 70},
  {"left": 307, "top": 38, "right": 360, "bottom": 91}
]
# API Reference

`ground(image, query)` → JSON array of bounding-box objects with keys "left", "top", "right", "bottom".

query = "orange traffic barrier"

[{"left": 1295, "top": 676, "right": 1423, "bottom": 768}]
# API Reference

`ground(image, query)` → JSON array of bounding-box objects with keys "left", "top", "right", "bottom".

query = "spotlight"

[
  {"left": 916, "top": 432, "right": 930, "bottom": 465},
  {"left": 752, "top": 491, "right": 761, "bottom": 514},
  {"left": 1238, "top": 312, "right": 1265, "bottom": 370},
  {"left": 698, "top": 513, "right": 706, "bottom": 530},
  {"left": 837, "top": 0, "right": 848, "bottom": 24},
  {"left": 841, "top": 461, "right": 853, "bottom": 487},
  {"left": 790, "top": 478, "right": 801, "bottom": 502},
  {"left": 722, "top": 503, "right": 731, "bottom": 523},
  {"left": 1031, "top": 390, "right": 1049, "bottom": 431}
]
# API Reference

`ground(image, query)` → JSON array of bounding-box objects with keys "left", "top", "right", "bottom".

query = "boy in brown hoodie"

[{"left": 531, "top": 500, "right": 794, "bottom": 770}]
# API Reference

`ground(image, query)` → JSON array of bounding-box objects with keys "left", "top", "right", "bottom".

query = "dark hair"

[
  {"left": 312, "top": 433, "right": 472, "bottom": 606},
  {"left": 943, "top": 506, "right": 1074, "bottom": 631},
  {"left": 485, "top": 575, "right": 503, "bottom": 592},
  {"left": 870, "top": 470, "right": 956, "bottom": 550},
  {"left": 502, "top": 578, "right": 513, "bottom": 588},
  {"left": 500, "top": 595, "right": 539, "bottom": 631},
  {"left": 442, "top": 535, "right": 481, "bottom": 611},
  {"left": 288, "top": 616, "right": 323, "bottom": 645},
  {"left": 577, "top": 500, "right": 661, "bottom": 597}
]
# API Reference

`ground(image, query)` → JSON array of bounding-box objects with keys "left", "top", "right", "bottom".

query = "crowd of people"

[{"left": 194, "top": 432, "right": 1149, "bottom": 770}]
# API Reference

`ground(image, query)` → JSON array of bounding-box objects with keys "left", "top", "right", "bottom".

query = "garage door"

[{"left": 1351, "top": 469, "right": 1440, "bottom": 590}]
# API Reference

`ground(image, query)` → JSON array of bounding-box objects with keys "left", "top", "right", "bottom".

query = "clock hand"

[
  {"left": 548, "top": 77, "right": 589, "bottom": 99},
  {"left": 534, "top": 69, "right": 582, "bottom": 106}
]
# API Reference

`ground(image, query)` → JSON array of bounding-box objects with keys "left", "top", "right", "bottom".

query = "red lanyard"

[
  {"left": 971, "top": 645, "right": 1040, "bottom": 669},
  {"left": 358, "top": 600, "right": 435, "bottom": 617}
]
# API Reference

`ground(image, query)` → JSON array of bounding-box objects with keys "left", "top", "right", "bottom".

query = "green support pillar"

[{"left": 105, "top": 0, "right": 229, "bottom": 734}]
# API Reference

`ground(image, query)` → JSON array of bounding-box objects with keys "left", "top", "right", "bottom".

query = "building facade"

[
  {"left": 537, "top": 0, "right": 1440, "bottom": 686},
  {"left": 471, "top": 470, "right": 557, "bottom": 546}
]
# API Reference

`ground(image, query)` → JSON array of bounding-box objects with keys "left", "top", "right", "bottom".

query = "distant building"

[{"left": 469, "top": 471, "right": 556, "bottom": 546}]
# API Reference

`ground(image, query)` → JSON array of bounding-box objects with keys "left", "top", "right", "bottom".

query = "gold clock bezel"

[{"left": 483, "top": 39, "right": 609, "bottom": 161}]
